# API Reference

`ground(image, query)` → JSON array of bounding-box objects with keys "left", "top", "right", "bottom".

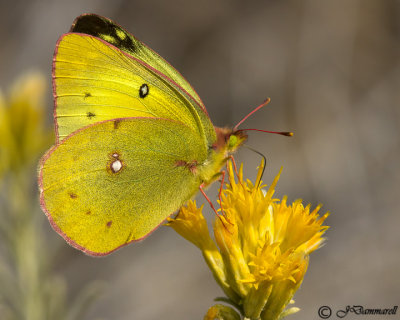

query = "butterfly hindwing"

[{"left": 39, "top": 117, "right": 206, "bottom": 255}]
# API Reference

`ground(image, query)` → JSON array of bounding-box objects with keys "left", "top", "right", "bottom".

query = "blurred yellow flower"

[
  {"left": 168, "top": 160, "right": 329, "bottom": 320},
  {"left": 0, "top": 71, "right": 53, "bottom": 179},
  {"left": 0, "top": 72, "right": 101, "bottom": 320}
]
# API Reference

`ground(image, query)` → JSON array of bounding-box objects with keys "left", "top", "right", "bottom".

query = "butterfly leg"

[
  {"left": 202, "top": 171, "right": 234, "bottom": 224},
  {"left": 199, "top": 183, "right": 221, "bottom": 217},
  {"left": 199, "top": 182, "right": 233, "bottom": 232},
  {"left": 228, "top": 155, "right": 240, "bottom": 180},
  {"left": 217, "top": 170, "right": 226, "bottom": 216}
]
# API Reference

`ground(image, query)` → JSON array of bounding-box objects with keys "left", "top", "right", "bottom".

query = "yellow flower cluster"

[{"left": 168, "top": 161, "right": 329, "bottom": 320}]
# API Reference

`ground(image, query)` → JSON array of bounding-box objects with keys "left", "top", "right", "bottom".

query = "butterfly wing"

[
  {"left": 53, "top": 32, "right": 215, "bottom": 144},
  {"left": 70, "top": 13, "right": 206, "bottom": 111},
  {"left": 39, "top": 117, "right": 206, "bottom": 256}
]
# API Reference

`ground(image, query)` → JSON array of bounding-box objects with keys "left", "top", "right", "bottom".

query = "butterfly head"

[
  {"left": 228, "top": 130, "right": 248, "bottom": 152},
  {"left": 213, "top": 127, "right": 248, "bottom": 155}
]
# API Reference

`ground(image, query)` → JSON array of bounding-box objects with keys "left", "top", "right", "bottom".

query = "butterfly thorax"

[{"left": 196, "top": 127, "right": 247, "bottom": 186}]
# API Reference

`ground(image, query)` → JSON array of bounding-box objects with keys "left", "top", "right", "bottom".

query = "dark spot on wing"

[
  {"left": 139, "top": 84, "right": 149, "bottom": 98},
  {"left": 87, "top": 112, "right": 96, "bottom": 119},
  {"left": 86, "top": 210, "right": 91, "bottom": 215},
  {"left": 69, "top": 192, "right": 77, "bottom": 199},
  {"left": 71, "top": 14, "right": 138, "bottom": 54},
  {"left": 114, "top": 119, "right": 121, "bottom": 129},
  {"left": 106, "top": 221, "right": 112, "bottom": 227},
  {"left": 84, "top": 92, "right": 92, "bottom": 99}
]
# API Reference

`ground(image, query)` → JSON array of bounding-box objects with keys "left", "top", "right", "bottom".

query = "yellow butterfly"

[{"left": 39, "top": 14, "right": 287, "bottom": 256}]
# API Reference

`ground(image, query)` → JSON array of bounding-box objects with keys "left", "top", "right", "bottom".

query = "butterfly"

[{"left": 39, "top": 14, "right": 288, "bottom": 256}]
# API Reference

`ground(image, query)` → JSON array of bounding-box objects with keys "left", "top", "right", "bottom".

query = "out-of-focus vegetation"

[{"left": 0, "top": 72, "right": 101, "bottom": 320}]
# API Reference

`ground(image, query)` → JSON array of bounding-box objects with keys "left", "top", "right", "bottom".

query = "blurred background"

[{"left": 0, "top": 0, "right": 399, "bottom": 319}]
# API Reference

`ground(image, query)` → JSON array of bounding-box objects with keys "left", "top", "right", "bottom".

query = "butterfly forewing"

[
  {"left": 53, "top": 33, "right": 213, "bottom": 143},
  {"left": 70, "top": 14, "right": 206, "bottom": 111}
]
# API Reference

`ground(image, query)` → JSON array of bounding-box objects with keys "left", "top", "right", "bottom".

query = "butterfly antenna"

[
  {"left": 238, "top": 128, "right": 293, "bottom": 137},
  {"left": 233, "top": 98, "right": 294, "bottom": 137},
  {"left": 234, "top": 98, "right": 271, "bottom": 131},
  {"left": 243, "top": 145, "right": 267, "bottom": 187}
]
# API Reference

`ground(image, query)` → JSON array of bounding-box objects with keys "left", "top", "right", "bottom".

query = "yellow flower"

[
  {"left": 0, "top": 71, "right": 53, "bottom": 179},
  {"left": 168, "top": 160, "right": 329, "bottom": 320}
]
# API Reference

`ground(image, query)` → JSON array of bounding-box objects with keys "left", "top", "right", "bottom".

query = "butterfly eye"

[
  {"left": 139, "top": 84, "right": 149, "bottom": 98},
  {"left": 228, "top": 135, "right": 238, "bottom": 148}
]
